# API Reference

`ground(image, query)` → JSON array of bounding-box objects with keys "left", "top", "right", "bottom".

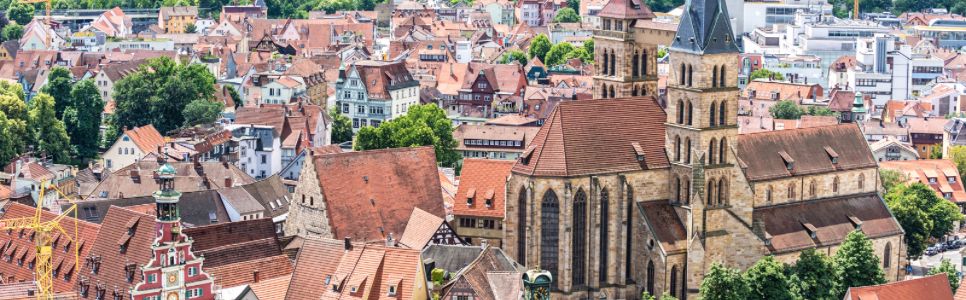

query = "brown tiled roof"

[
  {"left": 742, "top": 80, "right": 823, "bottom": 103},
  {"left": 235, "top": 106, "right": 286, "bottom": 129},
  {"left": 289, "top": 239, "right": 422, "bottom": 300},
  {"left": 484, "top": 115, "right": 539, "bottom": 126},
  {"left": 597, "top": 0, "right": 656, "bottom": 19},
  {"left": 831, "top": 55, "right": 857, "bottom": 72},
  {"left": 736, "top": 124, "right": 876, "bottom": 182},
  {"left": 86, "top": 159, "right": 254, "bottom": 199},
  {"left": 846, "top": 274, "right": 952, "bottom": 300},
  {"left": 880, "top": 159, "right": 966, "bottom": 203},
  {"left": 249, "top": 274, "right": 291, "bottom": 300},
  {"left": 182, "top": 218, "right": 278, "bottom": 253},
  {"left": 443, "top": 247, "right": 522, "bottom": 300},
  {"left": 284, "top": 239, "right": 344, "bottom": 300},
  {"left": 398, "top": 207, "right": 445, "bottom": 249},
  {"left": 182, "top": 218, "right": 292, "bottom": 287},
  {"left": 638, "top": 201, "right": 687, "bottom": 253},
  {"left": 349, "top": 60, "right": 416, "bottom": 100},
  {"left": 827, "top": 89, "right": 871, "bottom": 112},
  {"left": 454, "top": 159, "right": 513, "bottom": 218},
  {"left": 80, "top": 206, "right": 155, "bottom": 298},
  {"left": 512, "top": 97, "right": 669, "bottom": 177},
  {"left": 312, "top": 147, "right": 446, "bottom": 242},
  {"left": 906, "top": 117, "right": 947, "bottom": 134},
  {"left": 0, "top": 203, "right": 100, "bottom": 292},
  {"left": 755, "top": 193, "right": 903, "bottom": 254},
  {"left": 206, "top": 254, "right": 292, "bottom": 288},
  {"left": 122, "top": 124, "right": 165, "bottom": 154}
]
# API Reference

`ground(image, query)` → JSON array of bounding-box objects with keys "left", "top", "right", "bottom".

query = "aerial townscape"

[{"left": 1, "top": 0, "right": 966, "bottom": 299}]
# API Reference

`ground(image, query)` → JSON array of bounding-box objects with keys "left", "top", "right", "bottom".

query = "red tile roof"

[
  {"left": 79, "top": 206, "right": 156, "bottom": 299},
  {"left": 249, "top": 274, "right": 291, "bottom": 300},
  {"left": 846, "top": 274, "right": 952, "bottom": 300},
  {"left": 0, "top": 203, "right": 100, "bottom": 292},
  {"left": 880, "top": 159, "right": 966, "bottom": 203},
  {"left": 512, "top": 97, "right": 669, "bottom": 177},
  {"left": 122, "top": 125, "right": 165, "bottom": 154},
  {"left": 288, "top": 239, "right": 423, "bottom": 300},
  {"left": 398, "top": 207, "right": 445, "bottom": 249},
  {"left": 736, "top": 124, "right": 877, "bottom": 182},
  {"left": 312, "top": 147, "right": 446, "bottom": 242},
  {"left": 206, "top": 254, "right": 292, "bottom": 288},
  {"left": 454, "top": 159, "right": 513, "bottom": 218}
]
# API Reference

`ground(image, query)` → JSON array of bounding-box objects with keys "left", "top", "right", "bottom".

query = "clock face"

[
  {"left": 166, "top": 292, "right": 178, "bottom": 300},
  {"left": 168, "top": 274, "right": 177, "bottom": 283}
]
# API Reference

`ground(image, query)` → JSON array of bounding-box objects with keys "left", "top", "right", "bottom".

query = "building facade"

[
  {"left": 592, "top": 0, "right": 663, "bottom": 100},
  {"left": 335, "top": 60, "right": 419, "bottom": 132}
]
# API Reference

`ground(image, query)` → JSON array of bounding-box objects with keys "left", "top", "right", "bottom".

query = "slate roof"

[
  {"left": 846, "top": 274, "right": 952, "bottom": 300},
  {"left": 72, "top": 190, "right": 231, "bottom": 227},
  {"left": 441, "top": 247, "right": 522, "bottom": 300},
  {"left": 512, "top": 97, "right": 669, "bottom": 177},
  {"left": 453, "top": 159, "right": 514, "bottom": 218},
  {"left": 79, "top": 206, "right": 156, "bottom": 299},
  {"left": 398, "top": 207, "right": 445, "bottom": 249},
  {"left": 736, "top": 124, "right": 877, "bottom": 182},
  {"left": 0, "top": 203, "right": 100, "bottom": 292},
  {"left": 638, "top": 201, "right": 687, "bottom": 253},
  {"left": 239, "top": 175, "right": 290, "bottom": 218},
  {"left": 755, "top": 193, "right": 903, "bottom": 254},
  {"left": 311, "top": 147, "right": 447, "bottom": 242},
  {"left": 421, "top": 245, "right": 484, "bottom": 275},
  {"left": 670, "top": 0, "right": 739, "bottom": 54}
]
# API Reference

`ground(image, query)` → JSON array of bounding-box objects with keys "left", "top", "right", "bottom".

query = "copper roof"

[
  {"left": 846, "top": 274, "right": 952, "bottom": 300},
  {"left": 312, "top": 146, "right": 446, "bottom": 242},
  {"left": 454, "top": 159, "right": 514, "bottom": 218},
  {"left": 736, "top": 124, "right": 877, "bottom": 182},
  {"left": 755, "top": 193, "right": 903, "bottom": 254},
  {"left": 512, "top": 97, "right": 669, "bottom": 177}
]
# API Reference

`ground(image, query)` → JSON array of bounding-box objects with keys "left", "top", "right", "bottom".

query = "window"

[
  {"left": 766, "top": 186, "right": 773, "bottom": 203},
  {"left": 459, "top": 218, "right": 476, "bottom": 228},
  {"left": 883, "top": 242, "right": 892, "bottom": 268},
  {"left": 387, "top": 285, "right": 397, "bottom": 296},
  {"left": 599, "top": 188, "right": 609, "bottom": 285},
  {"left": 833, "top": 177, "right": 840, "bottom": 193},
  {"left": 788, "top": 183, "right": 796, "bottom": 200},
  {"left": 949, "top": 176, "right": 957, "bottom": 184},
  {"left": 357, "top": 105, "right": 366, "bottom": 114},
  {"left": 517, "top": 187, "right": 528, "bottom": 263},
  {"left": 342, "top": 103, "right": 349, "bottom": 113},
  {"left": 858, "top": 174, "right": 865, "bottom": 189},
  {"left": 260, "top": 155, "right": 267, "bottom": 164},
  {"left": 572, "top": 189, "right": 587, "bottom": 286},
  {"left": 148, "top": 274, "right": 156, "bottom": 283},
  {"left": 482, "top": 219, "right": 496, "bottom": 229},
  {"left": 188, "top": 267, "right": 197, "bottom": 276},
  {"left": 540, "top": 190, "right": 560, "bottom": 288}
]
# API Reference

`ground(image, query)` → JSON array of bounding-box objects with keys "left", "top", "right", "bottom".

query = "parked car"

[
  {"left": 926, "top": 247, "right": 939, "bottom": 256},
  {"left": 947, "top": 240, "right": 962, "bottom": 250}
]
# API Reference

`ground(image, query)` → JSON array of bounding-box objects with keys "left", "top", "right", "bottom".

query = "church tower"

[
  {"left": 593, "top": 0, "right": 658, "bottom": 99},
  {"left": 130, "top": 163, "right": 215, "bottom": 300},
  {"left": 665, "top": 0, "right": 741, "bottom": 295}
]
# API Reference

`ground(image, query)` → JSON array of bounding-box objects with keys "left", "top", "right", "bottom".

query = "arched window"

[
  {"left": 677, "top": 101, "right": 685, "bottom": 124},
  {"left": 709, "top": 101, "right": 717, "bottom": 127},
  {"left": 625, "top": 187, "right": 634, "bottom": 280},
  {"left": 609, "top": 51, "right": 616, "bottom": 76},
  {"left": 788, "top": 183, "right": 796, "bottom": 200},
  {"left": 632, "top": 50, "right": 640, "bottom": 77},
  {"left": 884, "top": 242, "right": 892, "bottom": 268},
  {"left": 674, "top": 176, "right": 681, "bottom": 203},
  {"left": 719, "top": 138, "right": 727, "bottom": 164},
  {"left": 609, "top": 85, "right": 615, "bottom": 98},
  {"left": 572, "top": 189, "right": 587, "bottom": 286},
  {"left": 718, "top": 178, "right": 727, "bottom": 205},
  {"left": 670, "top": 266, "right": 679, "bottom": 298},
  {"left": 602, "top": 50, "right": 609, "bottom": 76},
  {"left": 809, "top": 180, "right": 817, "bottom": 198},
  {"left": 712, "top": 65, "right": 718, "bottom": 88},
  {"left": 632, "top": 85, "right": 639, "bottom": 97},
  {"left": 646, "top": 260, "right": 655, "bottom": 295},
  {"left": 707, "top": 179, "right": 716, "bottom": 205},
  {"left": 675, "top": 135, "right": 681, "bottom": 162},
  {"left": 687, "top": 101, "right": 693, "bottom": 126},
  {"left": 719, "top": 101, "right": 726, "bottom": 126},
  {"left": 641, "top": 50, "right": 647, "bottom": 79},
  {"left": 858, "top": 173, "right": 865, "bottom": 189},
  {"left": 517, "top": 187, "right": 528, "bottom": 263},
  {"left": 599, "top": 188, "right": 610, "bottom": 284},
  {"left": 687, "top": 64, "right": 693, "bottom": 87},
  {"left": 684, "top": 138, "right": 691, "bottom": 164},
  {"left": 540, "top": 190, "right": 560, "bottom": 286},
  {"left": 719, "top": 65, "right": 726, "bottom": 87},
  {"left": 833, "top": 176, "right": 840, "bottom": 193},
  {"left": 708, "top": 138, "right": 717, "bottom": 165},
  {"left": 683, "top": 179, "right": 691, "bottom": 204},
  {"left": 680, "top": 63, "right": 686, "bottom": 85},
  {"left": 766, "top": 186, "right": 773, "bottom": 204}
]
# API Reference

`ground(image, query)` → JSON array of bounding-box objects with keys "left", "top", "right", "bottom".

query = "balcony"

[{"left": 593, "top": 29, "right": 631, "bottom": 41}]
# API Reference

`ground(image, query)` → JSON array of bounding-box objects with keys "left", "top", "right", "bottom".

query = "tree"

[
  {"left": 354, "top": 104, "right": 459, "bottom": 167},
  {"left": 886, "top": 182, "right": 964, "bottom": 258},
  {"left": 0, "top": 112, "right": 18, "bottom": 164},
  {"left": 744, "top": 256, "right": 797, "bottom": 300},
  {"left": 64, "top": 80, "right": 104, "bottom": 160},
  {"left": 699, "top": 262, "right": 750, "bottom": 300},
  {"left": 566, "top": 0, "right": 579, "bottom": 10},
  {"left": 641, "top": 292, "right": 656, "bottom": 300},
  {"left": 930, "top": 145, "right": 943, "bottom": 159},
  {"left": 528, "top": 34, "right": 552, "bottom": 64},
  {"left": 790, "top": 248, "right": 838, "bottom": 300},
  {"left": 658, "top": 47, "right": 668, "bottom": 59},
  {"left": 646, "top": 0, "right": 684, "bottom": 13},
  {"left": 499, "top": 50, "right": 528, "bottom": 65},
  {"left": 658, "top": 294, "right": 677, "bottom": 300},
  {"left": 750, "top": 68, "right": 785, "bottom": 81},
  {"left": 769, "top": 100, "right": 804, "bottom": 120},
  {"left": 929, "top": 258, "right": 960, "bottom": 294},
  {"left": 834, "top": 230, "right": 886, "bottom": 297},
  {"left": 582, "top": 39, "right": 594, "bottom": 56},
  {"left": 1, "top": 23, "right": 23, "bottom": 41},
  {"left": 27, "top": 93, "right": 71, "bottom": 163},
  {"left": 182, "top": 99, "right": 224, "bottom": 126},
  {"left": 564, "top": 47, "right": 593, "bottom": 63},
  {"left": 553, "top": 7, "right": 580, "bottom": 23},
  {"left": 185, "top": 22, "right": 197, "bottom": 33},
  {"left": 544, "top": 42, "right": 575, "bottom": 66},
  {"left": 225, "top": 85, "right": 242, "bottom": 108},
  {"left": 953, "top": 2, "right": 966, "bottom": 16},
  {"left": 879, "top": 169, "right": 906, "bottom": 194},
  {"left": 329, "top": 107, "right": 352, "bottom": 144},
  {"left": 805, "top": 106, "right": 837, "bottom": 117},
  {"left": 6, "top": 2, "right": 33, "bottom": 25},
  {"left": 950, "top": 145, "right": 966, "bottom": 178},
  {"left": 41, "top": 67, "right": 73, "bottom": 119}
]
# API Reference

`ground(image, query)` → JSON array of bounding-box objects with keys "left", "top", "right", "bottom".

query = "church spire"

[{"left": 670, "top": 0, "right": 739, "bottom": 54}]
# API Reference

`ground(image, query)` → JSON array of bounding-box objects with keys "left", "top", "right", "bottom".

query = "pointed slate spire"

[{"left": 670, "top": 0, "right": 740, "bottom": 54}]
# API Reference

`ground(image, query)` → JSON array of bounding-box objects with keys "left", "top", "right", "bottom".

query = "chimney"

[
  {"left": 343, "top": 237, "right": 352, "bottom": 250},
  {"left": 386, "top": 233, "right": 394, "bottom": 247},
  {"left": 224, "top": 176, "right": 233, "bottom": 187},
  {"left": 253, "top": 270, "right": 261, "bottom": 283}
]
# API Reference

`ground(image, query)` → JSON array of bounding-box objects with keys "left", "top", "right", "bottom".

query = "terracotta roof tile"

[
  {"left": 454, "top": 159, "right": 513, "bottom": 218},
  {"left": 80, "top": 206, "right": 156, "bottom": 298},
  {"left": 284, "top": 239, "right": 345, "bottom": 300},
  {"left": 736, "top": 124, "right": 876, "bottom": 181},
  {"left": 398, "top": 207, "right": 445, "bottom": 249},
  {"left": 207, "top": 254, "right": 292, "bottom": 288},
  {"left": 598, "top": 0, "right": 656, "bottom": 19},
  {"left": 122, "top": 125, "right": 165, "bottom": 154},
  {"left": 291, "top": 240, "right": 423, "bottom": 300},
  {"left": 880, "top": 159, "right": 966, "bottom": 203},
  {"left": 86, "top": 159, "right": 254, "bottom": 199},
  {"left": 249, "top": 274, "right": 291, "bottom": 300},
  {"left": 847, "top": 274, "right": 952, "bottom": 300},
  {"left": 638, "top": 201, "right": 687, "bottom": 253}
]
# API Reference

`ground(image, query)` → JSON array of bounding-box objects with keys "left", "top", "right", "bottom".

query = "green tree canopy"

[
  {"left": 750, "top": 68, "right": 785, "bottom": 81},
  {"left": 182, "top": 99, "right": 224, "bottom": 126},
  {"left": 769, "top": 100, "right": 804, "bottom": 120},
  {"left": 553, "top": 7, "right": 581, "bottom": 23},
  {"left": 1, "top": 23, "right": 23, "bottom": 41},
  {"left": 499, "top": 50, "right": 528, "bottom": 65},
  {"left": 582, "top": 39, "right": 594, "bottom": 56},
  {"left": 790, "top": 248, "right": 839, "bottom": 300},
  {"left": 564, "top": 47, "right": 593, "bottom": 63},
  {"left": 0, "top": 112, "right": 18, "bottom": 164},
  {"left": 528, "top": 34, "right": 552, "bottom": 64},
  {"left": 950, "top": 145, "right": 966, "bottom": 177},
  {"left": 354, "top": 104, "right": 459, "bottom": 167},
  {"left": 27, "top": 93, "right": 71, "bottom": 163},
  {"left": 879, "top": 169, "right": 906, "bottom": 194},
  {"left": 544, "top": 42, "right": 576, "bottom": 66},
  {"left": 185, "top": 23, "right": 197, "bottom": 33},
  {"left": 833, "top": 230, "right": 886, "bottom": 297},
  {"left": 699, "top": 262, "right": 749, "bottom": 300},
  {"left": 41, "top": 67, "right": 73, "bottom": 119},
  {"left": 744, "top": 256, "right": 797, "bottom": 300},
  {"left": 805, "top": 106, "right": 837, "bottom": 117},
  {"left": 64, "top": 80, "right": 104, "bottom": 161},
  {"left": 886, "top": 182, "right": 964, "bottom": 258},
  {"left": 329, "top": 107, "right": 352, "bottom": 144},
  {"left": 6, "top": 2, "right": 33, "bottom": 25},
  {"left": 929, "top": 258, "right": 961, "bottom": 294},
  {"left": 646, "top": 0, "right": 684, "bottom": 13}
]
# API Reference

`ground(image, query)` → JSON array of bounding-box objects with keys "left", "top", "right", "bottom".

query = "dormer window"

[
  {"left": 779, "top": 151, "right": 794, "bottom": 170},
  {"left": 801, "top": 221, "right": 817, "bottom": 239},
  {"left": 944, "top": 192, "right": 953, "bottom": 199},
  {"left": 350, "top": 286, "right": 359, "bottom": 293},
  {"left": 466, "top": 188, "right": 476, "bottom": 206},
  {"left": 929, "top": 177, "right": 937, "bottom": 183},
  {"left": 387, "top": 285, "right": 397, "bottom": 297},
  {"left": 949, "top": 176, "right": 957, "bottom": 184},
  {"left": 824, "top": 146, "right": 839, "bottom": 164}
]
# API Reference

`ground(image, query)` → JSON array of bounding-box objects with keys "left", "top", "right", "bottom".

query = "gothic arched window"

[
  {"left": 684, "top": 137, "right": 691, "bottom": 164},
  {"left": 517, "top": 186, "right": 527, "bottom": 263},
  {"left": 884, "top": 242, "right": 892, "bottom": 268},
  {"left": 609, "top": 85, "right": 616, "bottom": 98},
  {"left": 858, "top": 173, "right": 865, "bottom": 190},
  {"left": 680, "top": 63, "right": 686, "bottom": 85},
  {"left": 632, "top": 50, "right": 640, "bottom": 77},
  {"left": 683, "top": 179, "right": 691, "bottom": 204},
  {"left": 687, "top": 101, "right": 693, "bottom": 126},
  {"left": 572, "top": 189, "right": 587, "bottom": 286},
  {"left": 609, "top": 51, "right": 616, "bottom": 76},
  {"left": 641, "top": 50, "right": 648, "bottom": 79},
  {"left": 708, "top": 138, "right": 717, "bottom": 165},
  {"left": 599, "top": 188, "right": 610, "bottom": 285},
  {"left": 709, "top": 101, "right": 717, "bottom": 127},
  {"left": 809, "top": 180, "right": 817, "bottom": 198},
  {"left": 719, "top": 65, "right": 726, "bottom": 87},
  {"left": 687, "top": 64, "right": 693, "bottom": 87},
  {"left": 766, "top": 186, "right": 773, "bottom": 204},
  {"left": 646, "top": 260, "right": 655, "bottom": 295},
  {"left": 707, "top": 179, "right": 716, "bottom": 205},
  {"left": 788, "top": 183, "right": 796, "bottom": 200},
  {"left": 674, "top": 176, "right": 681, "bottom": 203},
  {"left": 712, "top": 65, "right": 718, "bottom": 88},
  {"left": 675, "top": 135, "right": 681, "bottom": 162},
  {"left": 540, "top": 190, "right": 560, "bottom": 286},
  {"left": 670, "top": 266, "right": 679, "bottom": 298},
  {"left": 603, "top": 50, "right": 610, "bottom": 75},
  {"left": 677, "top": 101, "right": 685, "bottom": 124},
  {"left": 833, "top": 176, "right": 840, "bottom": 193},
  {"left": 719, "top": 101, "right": 727, "bottom": 126},
  {"left": 625, "top": 187, "right": 634, "bottom": 280},
  {"left": 719, "top": 138, "right": 727, "bottom": 164},
  {"left": 718, "top": 178, "right": 727, "bottom": 205}
]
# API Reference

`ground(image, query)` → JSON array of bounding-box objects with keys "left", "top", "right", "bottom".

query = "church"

[{"left": 502, "top": 0, "right": 905, "bottom": 298}]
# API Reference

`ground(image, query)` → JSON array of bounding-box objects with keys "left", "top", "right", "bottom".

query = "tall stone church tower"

[
  {"left": 664, "top": 0, "right": 745, "bottom": 295},
  {"left": 593, "top": 0, "right": 658, "bottom": 99}
]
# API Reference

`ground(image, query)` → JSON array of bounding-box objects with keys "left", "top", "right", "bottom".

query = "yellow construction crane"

[
  {"left": 19, "top": 0, "right": 52, "bottom": 48},
  {"left": 0, "top": 181, "right": 79, "bottom": 300}
]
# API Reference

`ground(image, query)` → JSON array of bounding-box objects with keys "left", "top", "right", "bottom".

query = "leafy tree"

[
  {"left": 949, "top": 145, "right": 966, "bottom": 177},
  {"left": 930, "top": 145, "right": 943, "bottom": 159},
  {"left": 929, "top": 258, "right": 960, "bottom": 294},
  {"left": 528, "top": 34, "right": 552, "bottom": 65},
  {"left": 564, "top": 47, "right": 593, "bottom": 63},
  {"left": 769, "top": 100, "right": 804, "bottom": 120},
  {"left": 225, "top": 85, "right": 243, "bottom": 108},
  {"left": 582, "top": 38, "right": 593, "bottom": 56},
  {"left": 544, "top": 42, "right": 575, "bottom": 66},
  {"left": 805, "top": 106, "right": 837, "bottom": 117},
  {"left": 6, "top": 2, "right": 33, "bottom": 25},
  {"left": 887, "top": 182, "right": 963, "bottom": 253},
  {"left": 315, "top": 0, "right": 357, "bottom": 14},
  {"left": 499, "top": 50, "right": 528, "bottom": 65},
  {"left": 833, "top": 230, "right": 886, "bottom": 297},
  {"left": 566, "top": 0, "right": 579, "bottom": 10},
  {"left": 0, "top": 112, "right": 18, "bottom": 164},
  {"left": 887, "top": 184, "right": 934, "bottom": 259},
  {"left": 182, "top": 99, "right": 224, "bottom": 126},
  {"left": 64, "top": 80, "right": 104, "bottom": 160},
  {"left": 658, "top": 294, "right": 677, "bottom": 300},
  {"left": 658, "top": 48, "right": 668, "bottom": 59},
  {"left": 744, "top": 256, "right": 797, "bottom": 300},
  {"left": 953, "top": 2, "right": 966, "bottom": 16},
  {"left": 41, "top": 67, "right": 73, "bottom": 119},
  {"left": 553, "top": 7, "right": 580, "bottom": 23},
  {"left": 354, "top": 104, "right": 459, "bottom": 167},
  {"left": 790, "top": 248, "right": 838, "bottom": 300},
  {"left": 641, "top": 292, "right": 656, "bottom": 300},
  {"left": 329, "top": 107, "right": 352, "bottom": 144},
  {"left": 27, "top": 93, "right": 71, "bottom": 163},
  {"left": 1, "top": 23, "right": 23, "bottom": 41},
  {"left": 879, "top": 169, "right": 906, "bottom": 194},
  {"left": 750, "top": 68, "right": 785, "bottom": 81},
  {"left": 185, "top": 22, "right": 197, "bottom": 33},
  {"left": 645, "top": 0, "right": 684, "bottom": 13},
  {"left": 700, "top": 262, "right": 750, "bottom": 300}
]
